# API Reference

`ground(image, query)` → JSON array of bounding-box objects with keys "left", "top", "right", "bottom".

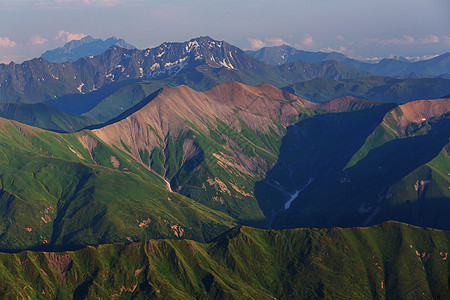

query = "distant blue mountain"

[
  {"left": 246, "top": 45, "right": 450, "bottom": 77},
  {"left": 41, "top": 36, "right": 136, "bottom": 63},
  {"left": 245, "top": 44, "right": 361, "bottom": 66}
]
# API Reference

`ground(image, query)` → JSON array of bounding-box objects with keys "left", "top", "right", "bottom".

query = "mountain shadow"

[
  {"left": 271, "top": 116, "right": 450, "bottom": 230},
  {"left": 81, "top": 88, "right": 163, "bottom": 130},
  {"left": 45, "top": 78, "right": 142, "bottom": 115},
  {"left": 254, "top": 102, "right": 396, "bottom": 228}
]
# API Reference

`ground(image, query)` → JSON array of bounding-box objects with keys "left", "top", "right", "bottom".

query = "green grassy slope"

[
  {"left": 0, "top": 222, "right": 448, "bottom": 299},
  {"left": 0, "top": 118, "right": 236, "bottom": 252}
]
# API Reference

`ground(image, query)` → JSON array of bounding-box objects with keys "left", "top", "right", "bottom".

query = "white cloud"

[
  {"left": 321, "top": 46, "right": 348, "bottom": 53},
  {"left": 54, "top": 0, "right": 119, "bottom": 3},
  {"left": 387, "top": 35, "right": 415, "bottom": 45},
  {"left": 247, "top": 37, "right": 290, "bottom": 50},
  {"left": 403, "top": 54, "right": 439, "bottom": 62},
  {"left": 363, "top": 57, "right": 383, "bottom": 63},
  {"left": 82, "top": 0, "right": 119, "bottom": 6},
  {"left": 0, "top": 36, "right": 16, "bottom": 48},
  {"left": 265, "top": 37, "right": 289, "bottom": 47},
  {"left": 336, "top": 35, "right": 345, "bottom": 41},
  {"left": 320, "top": 46, "right": 357, "bottom": 59},
  {"left": 444, "top": 36, "right": 450, "bottom": 45},
  {"left": 30, "top": 35, "right": 48, "bottom": 45},
  {"left": 367, "top": 34, "right": 440, "bottom": 45},
  {"left": 247, "top": 38, "right": 266, "bottom": 50},
  {"left": 56, "top": 30, "right": 87, "bottom": 42},
  {"left": 0, "top": 54, "right": 25, "bottom": 64},
  {"left": 421, "top": 54, "right": 439, "bottom": 60},
  {"left": 367, "top": 35, "right": 415, "bottom": 45},
  {"left": 301, "top": 34, "right": 314, "bottom": 47},
  {"left": 419, "top": 34, "right": 439, "bottom": 44}
]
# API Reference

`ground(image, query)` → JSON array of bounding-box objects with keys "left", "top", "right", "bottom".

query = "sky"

[{"left": 0, "top": 0, "right": 449, "bottom": 64}]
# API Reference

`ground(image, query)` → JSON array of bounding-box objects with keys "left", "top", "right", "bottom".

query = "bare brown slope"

[
  {"left": 204, "top": 82, "right": 312, "bottom": 107},
  {"left": 382, "top": 98, "right": 450, "bottom": 135},
  {"left": 92, "top": 82, "right": 311, "bottom": 169},
  {"left": 320, "top": 96, "right": 383, "bottom": 112},
  {"left": 396, "top": 98, "right": 450, "bottom": 124}
]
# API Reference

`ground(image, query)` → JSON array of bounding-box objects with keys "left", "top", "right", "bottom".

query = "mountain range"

[
  {"left": 0, "top": 37, "right": 370, "bottom": 105},
  {"left": 0, "top": 35, "right": 449, "bottom": 298},
  {"left": 0, "top": 37, "right": 447, "bottom": 125},
  {"left": 247, "top": 44, "right": 450, "bottom": 76},
  {"left": 41, "top": 36, "right": 136, "bottom": 63}
]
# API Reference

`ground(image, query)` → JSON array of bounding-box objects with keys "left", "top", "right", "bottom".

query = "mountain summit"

[{"left": 41, "top": 36, "right": 136, "bottom": 63}]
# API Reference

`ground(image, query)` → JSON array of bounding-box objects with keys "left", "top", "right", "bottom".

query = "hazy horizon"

[{"left": 1, "top": 0, "right": 449, "bottom": 64}]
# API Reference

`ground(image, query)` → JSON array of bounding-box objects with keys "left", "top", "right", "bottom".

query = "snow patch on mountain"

[
  {"left": 115, "top": 65, "right": 125, "bottom": 72},
  {"left": 147, "top": 57, "right": 189, "bottom": 79},
  {"left": 77, "top": 83, "right": 85, "bottom": 94},
  {"left": 220, "top": 58, "right": 235, "bottom": 70}
]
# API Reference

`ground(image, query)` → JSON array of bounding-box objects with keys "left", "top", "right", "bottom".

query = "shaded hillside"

[
  {"left": 255, "top": 99, "right": 397, "bottom": 225},
  {"left": 282, "top": 76, "right": 450, "bottom": 103},
  {"left": 0, "top": 103, "right": 98, "bottom": 132},
  {"left": 81, "top": 80, "right": 171, "bottom": 122},
  {"left": 270, "top": 98, "right": 450, "bottom": 230},
  {"left": 0, "top": 222, "right": 448, "bottom": 299}
]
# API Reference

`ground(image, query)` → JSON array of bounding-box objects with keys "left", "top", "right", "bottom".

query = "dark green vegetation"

[
  {"left": 0, "top": 222, "right": 448, "bottom": 299},
  {"left": 0, "top": 116, "right": 235, "bottom": 252},
  {"left": 0, "top": 103, "right": 97, "bottom": 132},
  {"left": 282, "top": 76, "right": 450, "bottom": 103}
]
